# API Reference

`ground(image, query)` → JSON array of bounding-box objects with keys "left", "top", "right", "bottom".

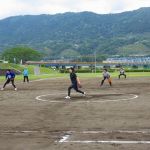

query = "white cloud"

[{"left": 0, "top": 0, "right": 150, "bottom": 19}]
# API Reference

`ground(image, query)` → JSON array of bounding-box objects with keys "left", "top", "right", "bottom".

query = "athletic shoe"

[
  {"left": 83, "top": 92, "right": 86, "bottom": 96},
  {"left": 14, "top": 88, "right": 17, "bottom": 91},
  {"left": 65, "top": 96, "right": 71, "bottom": 99},
  {"left": 1, "top": 88, "right": 4, "bottom": 91}
]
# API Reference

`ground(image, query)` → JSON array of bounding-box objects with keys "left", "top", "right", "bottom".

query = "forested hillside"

[{"left": 0, "top": 7, "right": 150, "bottom": 58}]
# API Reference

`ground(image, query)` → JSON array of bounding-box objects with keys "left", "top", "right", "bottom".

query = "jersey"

[
  {"left": 103, "top": 71, "right": 110, "bottom": 78},
  {"left": 120, "top": 69, "right": 125, "bottom": 74},
  {"left": 23, "top": 69, "right": 29, "bottom": 76},
  {"left": 70, "top": 72, "right": 77, "bottom": 84},
  {"left": 6, "top": 72, "right": 15, "bottom": 79}
]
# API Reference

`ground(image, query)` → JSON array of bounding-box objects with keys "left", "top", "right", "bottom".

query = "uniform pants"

[
  {"left": 119, "top": 74, "right": 126, "bottom": 79},
  {"left": 68, "top": 83, "right": 84, "bottom": 96},
  {"left": 101, "top": 77, "right": 112, "bottom": 86},
  {"left": 3, "top": 79, "right": 16, "bottom": 88},
  {"left": 24, "top": 76, "right": 29, "bottom": 82}
]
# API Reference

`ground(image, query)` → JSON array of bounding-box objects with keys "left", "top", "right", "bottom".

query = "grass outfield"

[
  {"left": 0, "top": 63, "right": 149, "bottom": 82},
  {"left": 0, "top": 72, "right": 149, "bottom": 82}
]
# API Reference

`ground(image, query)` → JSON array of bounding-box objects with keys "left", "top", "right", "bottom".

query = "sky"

[{"left": 0, "top": 0, "right": 150, "bottom": 19}]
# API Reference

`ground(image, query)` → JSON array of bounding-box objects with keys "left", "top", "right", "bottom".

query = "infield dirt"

[{"left": 0, "top": 77, "right": 150, "bottom": 150}]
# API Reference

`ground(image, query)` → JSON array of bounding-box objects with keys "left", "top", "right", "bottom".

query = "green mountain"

[{"left": 0, "top": 7, "right": 150, "bottom": 57}]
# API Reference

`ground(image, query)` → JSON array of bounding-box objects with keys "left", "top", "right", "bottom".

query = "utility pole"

[{"left": 94, "top": 51, "right": 97, "bottom": 73}]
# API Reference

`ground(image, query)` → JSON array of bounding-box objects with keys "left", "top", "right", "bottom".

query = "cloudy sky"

[{"left": 0, "top": 0, "right": 150, "bottom": 19}]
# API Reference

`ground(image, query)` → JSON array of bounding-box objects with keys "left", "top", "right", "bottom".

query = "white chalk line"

[
  {"left": 29, "top": 77, "right": 65, "bottom": 83},
  {"left": 35, "top": 93, "right": 138, "bottom": 103},
  {"left": 59, "top": 135, "right": 70, "bottom": 143},
  {"left": 62, "top": 140, "right": 150, "bottom": 144},
  {"left": 0, "top": 77, "right": 64, "bottom": 88},
  {"left": 0, "top": 130, "right": 49, "bottom": 134},
  {"left": 2, "top": 130, "right": 149, "bottom": 134},
  {"left": 1, "top": 130, "right": 150, "bottom": 134},
  {"left": 58, "top": 130, "right": 150, "bottom": 144},
  {"left": 75, "top": 130, "right": 150, "bottom": 134},
  {"left": 1, "top": 130, "right": 150, "bottom": 144}
]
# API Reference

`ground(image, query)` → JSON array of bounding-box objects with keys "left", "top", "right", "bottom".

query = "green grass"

[
  {"left": 0, "top": 72, "right": 149, "bottom": 83},
  {"left": 0, "top": 63, "right": 149, "bottom": 82},
  {"left": 0, "top": 63, "right": 57, "bottom": 74}
]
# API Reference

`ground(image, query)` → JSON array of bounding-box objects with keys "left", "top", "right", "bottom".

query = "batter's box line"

[{"left": 57, "top": 131, "right": 150, "bottom": 144}]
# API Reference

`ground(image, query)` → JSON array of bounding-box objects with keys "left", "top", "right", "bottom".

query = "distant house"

[{"left": 103, "top": 56, "right": 150, "bottom": 65}]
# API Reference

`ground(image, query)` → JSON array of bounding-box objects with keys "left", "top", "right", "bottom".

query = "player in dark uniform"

[
  {"left": 118, "top": 68, "right": 127, "bottom": 79},
  {"left": 65, "top": 68, "right": 86, "bottom": 99},
  {"left": 100, "top": 69, "right": 112, "bottom": 87},
  {"left": 1, "top": 69, "right": 17, "bottom": 91}
]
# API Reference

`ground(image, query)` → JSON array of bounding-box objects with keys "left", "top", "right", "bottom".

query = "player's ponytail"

[{"left": 70, "top": 67, "right": 75, "bottom": 73}]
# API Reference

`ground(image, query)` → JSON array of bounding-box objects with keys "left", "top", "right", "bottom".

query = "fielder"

[
  {"left": 100, "top": 69, "right": 112, "bottom": 87},
  {"left": 1, "top": 69, "right": 17, "bottom": 91},
  {"left": 23, "top": 68, "right": 29, "bottom": 83},
  {"left": 118, "top": 67, "right": 127, "bottom": 79}
]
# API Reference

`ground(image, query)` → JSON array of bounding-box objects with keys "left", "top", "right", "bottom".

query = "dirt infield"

[{"left": 0, "top": 77, "right": 150, "bottom": 150}]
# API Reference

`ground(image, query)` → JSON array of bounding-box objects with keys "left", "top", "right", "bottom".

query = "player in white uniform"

[
  {"left": 119, "top": 68, "right": 127, "bottom": 79},
  {"left": 100, "top": 69, "right": 112, "bottom": 87}
]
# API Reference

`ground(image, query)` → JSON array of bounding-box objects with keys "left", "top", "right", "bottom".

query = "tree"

[
  {"left": 2, "top": 47, "right": 42, "bottom": 63},
  {"left": 60, "top": 49, "right": 80, "bottom": 59}
]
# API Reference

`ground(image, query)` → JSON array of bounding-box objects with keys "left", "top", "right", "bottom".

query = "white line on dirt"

[
  {"left": 0, "top": 130, "right": 44, "bottom": 134},
  {"left": 57, "top": 130, "right": 150, "bottom": 144},
  {"left": 62, "top": 140, "right": 150, "bottom": 144},
  {"left": 17, "top": 77, "right": 65, "bottom": 85},
  {"left": 1, "top": 130, "right": 150, "bottom": 134},
  {"left": 81, "top": 130, "right": 150, "bottom": 134},
  {"left": 29, "top": 77, "right": 64, "bottom": 83},
  {"left": 2, "top": 129, "right": 150, "bottom": 145},
  {"left": 0, "top": 77, "right": 64, "bottom": 99},
  {"left": 55, "top": 130, "right": 150, "bottom": 144},
  {"left": 0, "top": 77, "right": 64, "bottom": 88},
  {"left": 35, "top": 93, "right": 138, "bottom": 103},
  {"left": 59, "top": 135, "right": 70, "bottom": 143}
]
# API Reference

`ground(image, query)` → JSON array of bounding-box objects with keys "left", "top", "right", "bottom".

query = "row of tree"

[
  {"left": 1, "top": 46, "right": 108, "bottom": 63},
  {"left": 1, "top": 47, "right": 42, "bottom": 63}
]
